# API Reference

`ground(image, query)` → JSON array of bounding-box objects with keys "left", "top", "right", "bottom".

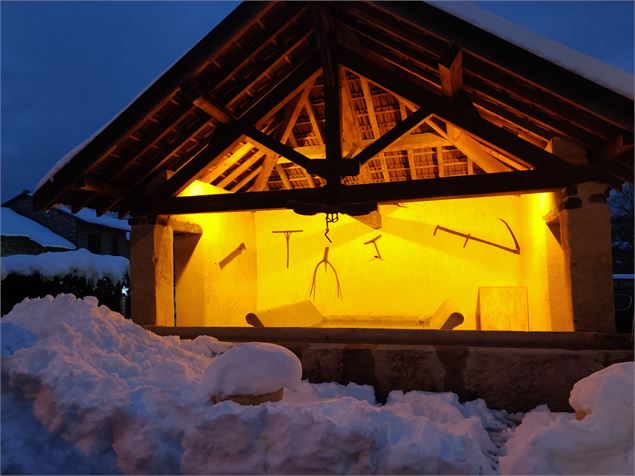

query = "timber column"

[
  {"left": 550, "top": 138, "right": 615, "bottom": 332},
  {"left": 129, "top": 216, "right": 174, "bottom": 326}
]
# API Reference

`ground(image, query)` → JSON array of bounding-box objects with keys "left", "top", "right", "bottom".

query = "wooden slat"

[
  {"left": 304, "top": 98, "right": 325, "bottom": 145},
  {"left": 200, "top": 141, "right": 255, "bottom": 183},
  {"left": 231, "top": 166, "right": 262, "bottom": 192},
  {"left": 435, "top": 147, "right": 445, "bottom": 177},
  {"left": 217, "top": 150, "right": 266, "bottom": 189},
  {"left": 360, "top": 77, "right": 381, "bottom": 139},
  {"left": 131, "top": 165, "right": 615, "bottom": 216}
]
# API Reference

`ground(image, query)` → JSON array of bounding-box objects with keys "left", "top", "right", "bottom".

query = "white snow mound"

[
  {"left": 1, "top": 294, "right": 510, "bottom": 475},
  {"left": 500, "top": 361, "right": 635, "bottom": 475},
  {"left": 199, "top": 342, "right": 302, "bottom": 399}
]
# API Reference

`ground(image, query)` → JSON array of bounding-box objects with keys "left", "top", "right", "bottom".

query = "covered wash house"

[{"left": 34, "top": 1, "right": 634, "bottom": 335}]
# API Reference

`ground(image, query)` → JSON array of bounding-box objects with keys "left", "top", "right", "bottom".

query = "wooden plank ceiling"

[{"left": 33, "top": 1, "right": 634, "bottom": 216}]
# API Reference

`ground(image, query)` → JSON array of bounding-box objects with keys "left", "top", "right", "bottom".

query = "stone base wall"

[
  {"left": 147, "top": 326, "right": 633, "bottom": 412},
  {"left": 292, "top": 343, "right": 632, "bottom": 412}
]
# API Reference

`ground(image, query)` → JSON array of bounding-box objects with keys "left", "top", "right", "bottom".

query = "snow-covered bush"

[{"left": 1, "top": 249, "right": 129, "bottom": 316}]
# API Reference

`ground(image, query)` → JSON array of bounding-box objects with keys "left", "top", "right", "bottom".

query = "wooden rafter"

[
  {"left": 303, "top": 97, "right": 324, "bottom": 145},
  {"left": 439, "top": 47, "right": 462, "bottom": 100},
  {"left": 312, "top": 3, "right": 342, "bottom": 190},
  {"left": 425, "top": 118, "right": 512, "bottom": 173},
  {"left": 231, "top": 166, "right": 262, "bottom": 192},
  {"left": 200, "top": 141, "right": 255, "bottom": 183},
  {"left": 275, "top": 164, "right": 293, "bottom": 189},
  {"left": 399, "top": 102, "right": 418, "bottom": 180},
  {"left": 218, "top": 150, "right": 266, "bottom": 189},
  {"left": 252, "top": 79, "right": 316, "bottom": 191}
]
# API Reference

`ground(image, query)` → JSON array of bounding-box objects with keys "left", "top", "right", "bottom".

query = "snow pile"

[
  {"left": 2, "top": 294, "right": 508, "bottom": 475},
  {"left": 1, "top": 207, "right": 75, "bottom": 249},
  {"left": 1, "top": 248, "right": 129, "bottom": 284},
  {"left": 199, "top": 342, "right": 302, "bottom": 400},
  {"left": 500, "top": 362, "right": 634, "bottom": 475}
]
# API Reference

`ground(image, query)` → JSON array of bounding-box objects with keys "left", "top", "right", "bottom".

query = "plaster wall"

[
  {"left": 174, "top": 181, "right": 257, "bottom": 327},
  {"left": 254, "top": 195, "right": 535, "bottom": 329}
]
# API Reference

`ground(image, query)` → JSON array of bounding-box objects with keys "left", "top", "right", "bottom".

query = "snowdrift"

[{"left": 1, "top": 294, "right": 633, "bottom": 475}]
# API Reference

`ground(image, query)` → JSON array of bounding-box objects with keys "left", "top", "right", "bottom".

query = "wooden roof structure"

[{"left": 34, "top": 1, "right": 634, "bottom": 217}]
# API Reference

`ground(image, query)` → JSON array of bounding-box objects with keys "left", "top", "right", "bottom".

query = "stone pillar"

[
  {"left": 549, "top": 137, "right": 615, "bottom": 332},
  {"left": 129, "top": 216, "right": 174, "bottom": 326}
]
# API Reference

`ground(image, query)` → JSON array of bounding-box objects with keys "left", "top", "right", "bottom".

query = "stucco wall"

[
  {"left": 255, "top": 195, "right": 546, "bottom": 330},
  {"left": 174, "top": 182, "right": 257, "bottom": 327}
]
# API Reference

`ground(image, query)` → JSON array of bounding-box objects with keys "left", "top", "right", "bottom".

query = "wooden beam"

[
  {"left": 399, "top": 102, "right": 418, "bottom": 180},
  {"left": 360, "top": 77, "right": 381, "bottom": 139},
  {"left": 168, "top": 217, "right": 203, "bottom": 236},
  {"left": 354, "top": 107, "right": 432, "bottom": 165},
  {"left": 131, "top": 165, "right": 616, "bottom": 216},
  {"left": 304, "top": 98, "right": 324, "bottom": 145},
  {"left": 76, "top": 177, "right": 131, "bottom": 197},
  {"left": 231, "top": 166, "right": 262, "bottom": 192},
  {"left": 217, "top": 150, "right": 266, "bottom": 189},
  {"left": 245, "top": 126, "right": 316, "bottom": 174},
  {"left": 425, "top": 118, "right": 512, "bottom": 173},
  {"left": 311, "top": 3, "right": 342, "bottom": 189},
  {"left": 275, "top": 164, "right": 293, "bottom": 190},
  {"left": 435, "top": 147, "right": 445, "bottom": 177},
  {"left": 252, "top": 80, "right": 315, "bottom": 191},
  {"left": 439, "top": 47, "right": 462, "bottom": 100},
  {"left": 340, "top": 46, "right": 571, "bottom": 171},
  {"left": 199, "top": 141, "right": 255, "bottom": 183}
]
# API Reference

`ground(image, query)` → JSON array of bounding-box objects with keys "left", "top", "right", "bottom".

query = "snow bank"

[
  {"left": 1, "top": 295, "right": 509, "bottom": 475},
  {"left": 500, "top": 362, "right": 635, "bottom": 475},
  {"left": 199, "top": 342, "right": 302, "bottom": 399},
  {"left": 1, "top": 248, "right": 129, "bottom": 284},
  {"left": 1, "top": 207, "right": 75, "bottom": 249}
]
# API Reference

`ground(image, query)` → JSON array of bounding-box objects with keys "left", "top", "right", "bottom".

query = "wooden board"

[{"left": 478, "top": 287, "right": 529, "bottom": 331}]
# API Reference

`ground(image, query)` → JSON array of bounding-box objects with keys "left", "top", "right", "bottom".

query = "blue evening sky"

[{"left": 1, "top": 1, "right": 633, "bottom": 202}]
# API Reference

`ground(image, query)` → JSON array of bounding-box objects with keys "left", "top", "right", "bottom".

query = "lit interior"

[{"left": 173, "top": 180, "right": 572, "bottom": 331}]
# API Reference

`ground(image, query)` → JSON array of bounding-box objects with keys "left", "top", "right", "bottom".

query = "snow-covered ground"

[
  {"left": 1, "top": 249, "right": 128, "bottom": 284},
  {"left": 1, "top": 295, "right": 633, "bottom": 475}
]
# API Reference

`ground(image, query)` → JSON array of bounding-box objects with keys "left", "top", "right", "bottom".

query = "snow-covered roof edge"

[
  {"left": 431, "top": 1, "right": 634, "bottom": 100},
  {"left": 1, "top": 208, "right": 75, "bottom": 250}
]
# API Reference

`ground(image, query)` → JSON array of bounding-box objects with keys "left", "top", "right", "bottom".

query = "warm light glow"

[{"left": 171, "top": 189, "right": 572, "bottom": 331}]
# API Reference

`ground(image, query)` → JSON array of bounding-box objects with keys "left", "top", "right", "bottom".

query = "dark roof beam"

[{"left": 130, "top": 166, "right": 616, "bottom": 216}]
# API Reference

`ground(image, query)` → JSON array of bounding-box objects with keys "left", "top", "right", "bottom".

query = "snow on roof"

[
  {"left": 53, "top": 205, "right": 130, "bottom": 231},
  {"left": 1, "top": 208, "right": 75, "bottom": 250},
  {"left": 1, "top": 248, "right": 129, "bottom": 283},
  {"left": 431, "top": 1, "right": 634, "bottom": 99}
]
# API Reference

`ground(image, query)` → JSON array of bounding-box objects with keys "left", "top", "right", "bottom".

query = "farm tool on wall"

[
  {"left": 433, "top": 218, "right": 521, "bottom": 255},
  {"left": 309, "top": 246, "right": 342, "bottom": 300},
  {"left": 272, "top": 229, "right": 303, "bottom": 268}
]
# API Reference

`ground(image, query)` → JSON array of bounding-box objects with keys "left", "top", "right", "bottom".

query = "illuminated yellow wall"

[
  {"left": 174, "top": 181, "right": 257, "bottom": 326},
  {"left": 254, "top": 196, "right": 533, "bottom": 330},
  {"left": 169, "top": 184, "right": 573, "bottom": 331}
]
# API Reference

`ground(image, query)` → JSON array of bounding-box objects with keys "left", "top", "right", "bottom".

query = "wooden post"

[
  {"left": 550, "top": 137, "right": 615, "bottom": 332},
  {"left": 130, "top": 217, "right": 174, "bottom": 326}
]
